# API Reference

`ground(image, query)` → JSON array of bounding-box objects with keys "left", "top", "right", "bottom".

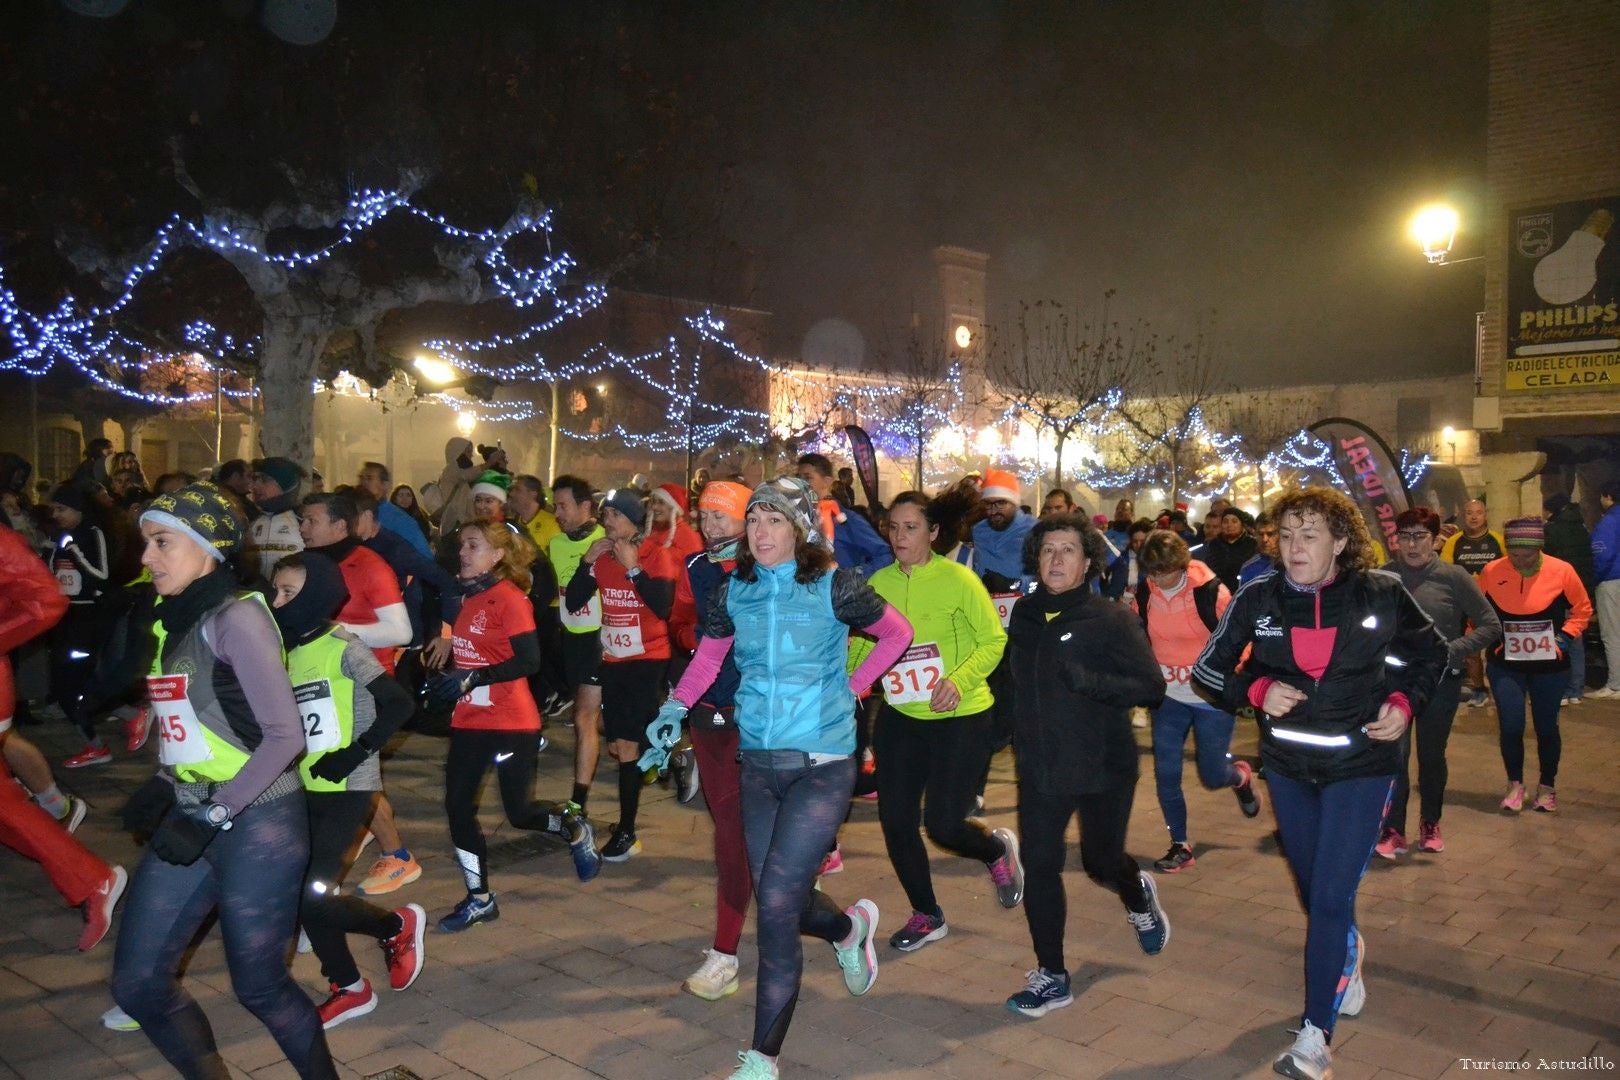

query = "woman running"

[
  {"left": 1476, "top": 517, "right": 1591, "bottom": 814},
  {"left": 1193, "top": 486, "right": 1446, "bottom": 1080},
  {"left": 1134, "top": 530, "right": 1261, "bottom": 874},
  {"left": 643, "top": 477, "right": 913, "bottom": 1080},
  {"left": 111, "top": 481, "right": 336, "bottom": 1079},
  {"left": 864, "top": 491, "right": 1021, "bottom": 954},
  {"left": 268, "top": 553, "right": 425, "bottom": 1029},
  {"left": 1002, "top": 513, "right": 1170, "bottom": 1020},
  {"left": 428, "top": 520, "right": 599, "bottom": 934}
]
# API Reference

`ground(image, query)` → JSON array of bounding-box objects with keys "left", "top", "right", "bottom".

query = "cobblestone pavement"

[{"left": 3, "top": 695, "right": 1617, "bottom": 1079}]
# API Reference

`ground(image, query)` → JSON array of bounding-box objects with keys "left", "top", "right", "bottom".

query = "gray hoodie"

[{"left": 435, "top": 437, "right": 483, "bottom": 535}]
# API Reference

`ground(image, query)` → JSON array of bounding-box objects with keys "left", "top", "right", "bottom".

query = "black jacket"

[
  {"left": 1004, "top": 585, "right": 1165, "bottom": 796},
  {"left": 1191, "top": 569, "right": 1446, "bottom": 783},
  {"left": 1200, "top": 534, "right": 1258, "bottom": 593}
]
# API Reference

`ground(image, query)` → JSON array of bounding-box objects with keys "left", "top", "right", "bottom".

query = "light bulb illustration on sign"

[{"left": 1506, "top": 195, "right": 1620, "bottom": 393}]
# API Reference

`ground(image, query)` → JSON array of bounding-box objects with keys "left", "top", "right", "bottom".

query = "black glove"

[
  {"left": 308, "top": 743, "right": 369, "bottom": 783},
  {"left": 424, "top": 669, "right": 482, "bottom": 707},
  {"left": 121, "top": 774, "right": 176, "bottom": 836},
  {"left": 148, "top": 808, "right": 223, "bottom": 866}
]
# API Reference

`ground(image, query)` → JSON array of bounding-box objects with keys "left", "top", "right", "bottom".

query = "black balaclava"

[{"left": 272, "top": 551, "right": 350, "bottom": 648}]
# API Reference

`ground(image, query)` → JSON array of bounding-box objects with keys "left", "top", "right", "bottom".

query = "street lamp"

[
  {"left": 413, "top": 355, "right": 458, "bottom": 386},
  {"left": 1442, "top": 425, "right": 1457, "bottom": 464},
  {"left": 1411, "top": 204, "right": 1459, "bottom": 264}
]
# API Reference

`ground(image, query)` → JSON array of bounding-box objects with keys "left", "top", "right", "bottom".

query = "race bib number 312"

[{"left": 883, "top": 643, "right": 946, "bottom": 705}]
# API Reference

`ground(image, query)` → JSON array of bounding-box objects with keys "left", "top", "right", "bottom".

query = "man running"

[{"left": 548, "top": 476, "right": 605, "bottom": 819}]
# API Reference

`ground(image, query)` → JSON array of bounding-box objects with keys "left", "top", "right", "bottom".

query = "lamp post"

[
  {"left": 1411, "top": 202, "right": 1487, "bottom": 395},
  {"left": 1442, "top": 424, "right": 1458, "bottom": 464}
]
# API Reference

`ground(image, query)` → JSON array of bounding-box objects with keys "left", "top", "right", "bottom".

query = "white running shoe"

[
  {"left": 1274, "top": 1019, "right": 1332, "bottom": 1079},
  {"left": 684, "top": 948, "right": 740, "bottom": 1000},
  {"left": 1339, "top": 929, "right": 1365, "bottom": 1018}
]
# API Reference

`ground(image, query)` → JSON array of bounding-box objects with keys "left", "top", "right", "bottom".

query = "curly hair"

[
  {"left": 1021, "top": 512, "right": 1109, "bottom": 582},
  {"left": 733, "top": 529, "right": 835, "bottom": 585},
  {"left": 457, "top": 520, "right": 536, "bottom": 593},
  {"left": 1269, "top": 486, "right": 1377, "bottom": 575},
  {"left": 1138, "top": 530, "right": 1192, "bottom": 575}
]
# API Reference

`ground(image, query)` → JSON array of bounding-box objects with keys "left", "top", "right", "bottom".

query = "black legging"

[
  {"left": 1388, "top": 670, "right": 1462, "bottom": 833},
  {"left": 301, "top": 791, "right": 402, "bottom": 988},
  {"left": 444, "top": 727, "right": 555, "bottom": 894},
  {"left": 874, "top": 704, "right": 1002, "bottom": 916},
  {"left": 1019, "top": 780, "right": 1148, "bottom": 975}
]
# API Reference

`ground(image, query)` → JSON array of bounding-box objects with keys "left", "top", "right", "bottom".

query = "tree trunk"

[
  {"left": 1169, "top": 458, "right": 1180, "bottom": 507},
  {"left": 916, "top": 440, "right": 925, "bottom": 491},
  {"left": 258, "top": 314, "right": 329, "bottom": 470},
  {"left": 1052, "top": 434, "right": 1066, "bottom": 489}
]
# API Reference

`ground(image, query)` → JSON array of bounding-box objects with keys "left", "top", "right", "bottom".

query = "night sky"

[{"left": 3, "top": 1, "right": 1487, "bottom": 387}]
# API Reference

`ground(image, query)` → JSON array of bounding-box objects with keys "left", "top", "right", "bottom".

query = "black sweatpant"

[
  {"left": 301, "top": 791, "right": 401, "bottom": 988},
  {"left": 874, "top": 704, "right": 1002, "bottom": 916},
  {"left": 1019, "top": 780, "right": 1148, "bottom": 975},
  {"left": 1388, "top": 670, "right": 1463, "bottom": 833},
  {"left": 444, "top": 728, "right": 557, "bottom": 894}
]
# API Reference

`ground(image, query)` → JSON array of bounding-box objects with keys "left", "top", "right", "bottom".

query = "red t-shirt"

[
  {"left": 450, "top": 578, "right": 540, "bottom": 731},
  {"left": 337, "top": 546, "right": 406, "bottom": 673},
  {"left": 591, "top": 538, "right": 676, "bottom": 664}
]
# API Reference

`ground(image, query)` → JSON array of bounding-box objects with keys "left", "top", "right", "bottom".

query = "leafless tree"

[
  {"left": 1115, "top": 321, "right": 1228, "bottom": 505},
  {"left": 868, "top": 325, "right": 971, "bottom": 489},
  {"left": 987, "top": 295, "right": 1156, "bottom": 486},
  {"left": 1222, "top": 392, "right": 1321, "bottom": 510}
]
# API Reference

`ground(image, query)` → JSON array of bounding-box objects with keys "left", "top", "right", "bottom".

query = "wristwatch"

[
  {"left": 204, "top": 802, "right": 234, "bottom": 830},
  {"left": 625, "top": 565, "right": 643, "bottom": 580}
]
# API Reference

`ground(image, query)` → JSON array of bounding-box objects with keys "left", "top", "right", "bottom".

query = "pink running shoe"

[
  {"left": 1417, "top": 821, "right": 1444, "bottom": 852},
  {"left": 1501, "top": 782, "right": 1526, "bottom": 813},
  {"left": 818, "top": 844, "right": 843, "bottom": 876},
  {"left": 1374, "top": 827, "right": 1407, "bottom": 860},
  {"left": 1532, "top": 786, "right": 1557, "bottom": 813}
]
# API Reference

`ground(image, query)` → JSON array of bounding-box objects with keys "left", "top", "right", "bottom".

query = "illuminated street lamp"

[
  {"left": 1442, "top": 425, "right": 1457, "bottom": 464},
  {"left": 413, "top": 354, "right": 458, "bottom": 386},
  {"left": 1411, "top": 204, "right": 1460, "bottom": 264}
]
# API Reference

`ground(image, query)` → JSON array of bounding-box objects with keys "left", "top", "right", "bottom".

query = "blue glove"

[
  {"left": 638, "top": 699, "right": 687, "bottom": 772},
  {"left": 425, "top": 669, "right": 480, "bottom": 707}
]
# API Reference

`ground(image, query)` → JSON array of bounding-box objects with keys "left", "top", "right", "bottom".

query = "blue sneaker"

[
  {"left": 437, "top": 893, "right": 499, "bottom": 933},
  {"left": 1127, "top": 871, "right": 1169, "bottom": 955},
  {"left": 1005, "top": 967, "right": 1072, "bottom": 1018},
  {"left": 567, "top": 813, "right": 602, "bottom": 882}
]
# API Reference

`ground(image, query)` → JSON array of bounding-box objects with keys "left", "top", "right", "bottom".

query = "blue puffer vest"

[{"left": 727, "top": 561, "right": 855, "bottom": 754}]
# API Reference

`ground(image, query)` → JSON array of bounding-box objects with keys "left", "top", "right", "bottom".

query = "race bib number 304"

[
  {"left": 1503, "top": 619, "right": 1558, "bottom": 663},
  {"left": 148, "top": 674, "right": 213, "bottom": 766},
  {"left": 883, "top": 643, "right": 945, "bottom": 705}
]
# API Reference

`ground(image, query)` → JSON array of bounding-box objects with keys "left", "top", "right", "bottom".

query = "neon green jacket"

[{"left": 857, "top": 553, "right": 1006, "bottom": 720}]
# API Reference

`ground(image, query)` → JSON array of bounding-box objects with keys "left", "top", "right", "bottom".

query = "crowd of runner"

[{"left": 0, "top": 434, "right": 1610, "bottom": 1080}]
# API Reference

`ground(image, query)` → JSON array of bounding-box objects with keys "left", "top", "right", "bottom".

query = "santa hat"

[
  {"left": 979, "top": 468, "right": 1020, "bottom": 503},
  {"left": 652, "top": 483, "right": 689, "bottom": 515},
  {"left": 470, "top": 470, "right": 510, "bottom": 503}
]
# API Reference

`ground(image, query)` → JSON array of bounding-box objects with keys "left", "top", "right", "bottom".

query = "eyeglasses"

[{"left": 1395, "top": 532, "right": 1434, "bottom": 544}]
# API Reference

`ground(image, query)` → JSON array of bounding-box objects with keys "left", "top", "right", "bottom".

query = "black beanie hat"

[{"left": 139, "top": 482, "right": 242, "bottom": 562}]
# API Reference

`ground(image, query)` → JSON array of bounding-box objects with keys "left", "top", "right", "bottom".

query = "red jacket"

[{"left": 0, "top": 525, "right": 67, "bottom": 654}]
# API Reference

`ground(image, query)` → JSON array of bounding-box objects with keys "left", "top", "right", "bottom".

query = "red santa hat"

[{"left": 979, "top": 468, "right": 1020, "bottom": 503}]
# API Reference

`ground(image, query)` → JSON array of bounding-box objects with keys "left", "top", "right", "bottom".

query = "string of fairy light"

[{"left": 0, "top": 190, "right": 1428, "bottom": 496}]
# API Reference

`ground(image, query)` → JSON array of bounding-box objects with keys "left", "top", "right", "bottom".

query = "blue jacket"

[
  {"left": 706, "top": 563, "right": 886, "bottom": 754},
  {"left": 829, "top": 505, "right": 893, "bottom": 578},
  {"left": 377, "top": 500, "right": 433, "bottom": 559},
  {"left": 1593, "top": 504, "right": 1620, "bottom": 583},
  {"left": 972, "top": 511, "right": 1036, "bottom": 586}
]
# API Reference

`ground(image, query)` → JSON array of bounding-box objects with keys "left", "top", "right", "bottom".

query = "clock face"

[{"left": 954, "top": 324, "right": 973, "bottom": 349}]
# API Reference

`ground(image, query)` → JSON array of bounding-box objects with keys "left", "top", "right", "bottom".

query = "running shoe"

[
  {"left": 1500, "top": 781, "right": 1526, "bottom": 813},
  {"left": 101, "top": 1004, "right": 140, "bottom": 1032},
  {"left": 437, "top": 893, "right": 499, "bottom": 933},
  {"left": 888, "top": 909, "right": 947, "bottom": 952},
  {"left": 1232, "top": 759, "right": 1263, "bottom": 818},
  {"left": 1153, "top": 843, "right": 1196, "bottom": 873},
  {"left": 1589, "top": 686, "right": 1620, "bottom": 700},
  {"left": 817, "top": 843, "right": 843, "bottom": 876},
  {"left": 989, "top": 827, "right": 1025, "bottom": 907},
  {"left": 566, "top": 812, "right": 602, "bottom": 882},
  {"left": 78, "top": 865, "right": 127, "bottom": 952},
  {"left": 63, "top": 744, "right": 112, "bottom": 769},
  {"left": 1273, "top": 1019, "right": 1332, "bottom": 1079},
  {"left": 1374, "top": 827, "right": 1407, "bottom": 860},
  {"left": 57, "top": 794, "right": 88, "bottom": 835},
  {"left": 358, "top": 853, "right": 422, "bottom": 895},
  {"left": 382, "top": 904, "right": 426, "bottom": 990},
  {"left": 1005, "top": 967, "right": 1073, "bottom": 1019},
  {"left": 316, "top": 979, "right": 377, "bottom": 1029},
  {"left": 1417, "top": 821, "right": 1445, "bottom": 853},
  {"left": 728, "top": 1049, "right": 779, "bottom": 1079},
  {"left": 1466, "top": 687, "right": 1490, "bottom": 708},
  {"left": 1127, "top": 871, "right": 1170, "bottom": 956},
  {"left": 1561, "top": 695, "right": 1581, "bottom": 707},
  {"left": 833, "top": 898, "right": 879, "bottom": 995},
  {"left": 673, "top": 746, "right": 702, "bottom": 804},
  {"left": 601, "top": 827, "right": 641, "bottom": 863},
  {"left": 1532, "top": 786, "right": 1557, "bottom": 813},
  {"left": 541, "top": 692, "right": 571, "bottom": 718},
  {"left": 1339, "top": 928, "right": 1366, "bottom": 1018},
  {"left": 124, "top": 706, "right": 153, "bottom": 752},
  {"left": 684, "top": 948, "right": 740, "bottom": 1000}
]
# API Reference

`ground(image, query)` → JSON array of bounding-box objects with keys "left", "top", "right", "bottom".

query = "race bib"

[
  {"left": 883, "top": 643, "right": 946, "bottom": 705},
  {"left": 466, "top": 683, "right": 492, "bottom": 707},
  {"left": 992, "top": 592, "right": 1020, "bottom": 629},
  {"left": 294, "top": 679, "right": 342, "bottom": 753},
  {"left": 601, "top": 613, "right": 645, "bottom": 659},
  {"left": 148, "top": 674, "right": 213, "bottom": 766},
  {"left": 559, "top": 588, "right": 601, "bottom": 631},
  {"left": 1160, "top": 662, "right": 1192, "bottom": 689},
  {"left": 55, "top": 566, "right": 81, "bottom": 596},
  {"left": 1503, "top": 619, "right": 1558, "bottom": 663}
]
